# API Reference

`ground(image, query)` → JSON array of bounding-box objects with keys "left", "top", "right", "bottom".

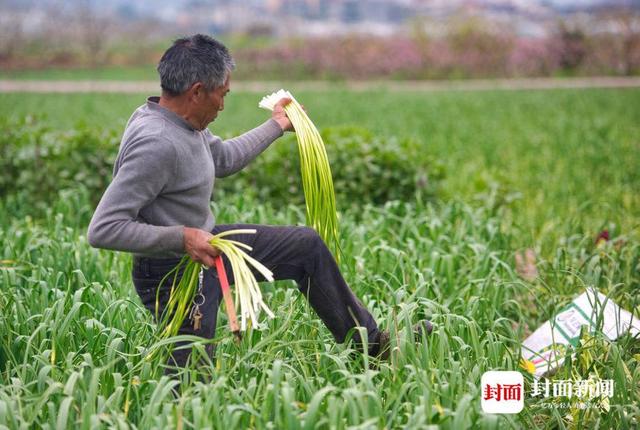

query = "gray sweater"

[{"left": 87, "top": 96, "right": 283, "bottom": 257}]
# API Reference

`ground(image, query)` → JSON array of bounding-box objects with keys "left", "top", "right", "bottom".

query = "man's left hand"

[{"left": 272, "top": 98, "right": 294, "bottom": 132}]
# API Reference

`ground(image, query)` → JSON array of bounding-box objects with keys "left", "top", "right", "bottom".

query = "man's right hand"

[{"left": 183, "top": 227, "right": 221, "bottom": 268}]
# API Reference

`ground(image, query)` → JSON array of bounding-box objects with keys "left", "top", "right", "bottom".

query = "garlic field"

[{"left": 0, "top": 89, "right": 639, "bottom": 429}]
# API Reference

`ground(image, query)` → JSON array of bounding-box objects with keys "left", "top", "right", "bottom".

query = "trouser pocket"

[{"left": 132, "top": 276, "right": 172, "bottom": 320}]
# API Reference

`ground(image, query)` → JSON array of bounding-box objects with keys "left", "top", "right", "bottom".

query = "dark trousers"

[{"left": 132, "top": 224, "right": 381, "bottom": 369}]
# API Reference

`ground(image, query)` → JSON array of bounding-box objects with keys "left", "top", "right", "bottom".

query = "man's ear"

[{"left": 188, "top": 82, "right": 204, "bottom": 103}]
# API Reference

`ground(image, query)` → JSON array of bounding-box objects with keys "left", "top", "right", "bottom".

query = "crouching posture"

[{"left": 88, "top": 34, "right": 424, "bottom": 371}]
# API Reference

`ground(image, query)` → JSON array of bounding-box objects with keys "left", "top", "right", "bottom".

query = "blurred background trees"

[{"left": 0, "top": 0, "right": 639, "bottom": 79}]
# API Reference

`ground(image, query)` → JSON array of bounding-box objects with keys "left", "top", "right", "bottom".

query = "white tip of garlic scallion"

[{"left": 258, "top": 89, "right": 293, "bottom": 111}]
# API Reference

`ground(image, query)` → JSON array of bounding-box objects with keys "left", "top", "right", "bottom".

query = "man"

[{"left": 88, "top": 34, "right": 429, "bottom": 371}]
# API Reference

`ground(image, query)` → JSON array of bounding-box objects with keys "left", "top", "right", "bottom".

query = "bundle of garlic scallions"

[
  {"left": 259, "top": 89, "right": 341, "bottom": 258},
  {"left": 156, "top": 229, "right": 274, "bottom": 339}
]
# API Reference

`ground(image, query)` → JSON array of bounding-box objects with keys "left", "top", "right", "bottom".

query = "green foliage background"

[{"left": 0, "top": 88, "right": 639, "bottom": 429}]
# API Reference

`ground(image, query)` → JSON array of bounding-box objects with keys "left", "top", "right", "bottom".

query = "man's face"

[
  {"left": 192, "top": 74, "right": 231, "bottom": 129},
  {"left": 206, "top": 75, "right": 231, "bottom": 123}
]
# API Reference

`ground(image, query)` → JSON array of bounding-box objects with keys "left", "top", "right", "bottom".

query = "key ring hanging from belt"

[{"left": 194, "top": 267, "right": 205, "bottom": 306}]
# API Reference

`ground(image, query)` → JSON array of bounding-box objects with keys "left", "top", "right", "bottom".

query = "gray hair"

[{"left": 157, "top": 34, "right": 235, "bottom": 96}]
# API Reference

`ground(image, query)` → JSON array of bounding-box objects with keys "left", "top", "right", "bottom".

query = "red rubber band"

[{"left": 214, "top": 255, "right": 231, "bottom": 294}]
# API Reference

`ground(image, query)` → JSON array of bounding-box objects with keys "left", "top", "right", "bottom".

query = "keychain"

[{"left": 189, "top": 266, "right": 205, "bottom": 330}]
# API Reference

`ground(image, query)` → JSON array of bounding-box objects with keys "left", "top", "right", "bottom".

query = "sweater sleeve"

[
  {"left": 207, "top": 119, "right": 283, "bottom": 178},
  {"left": 87, "top": 135, "right": 185, "bottom": 254}
]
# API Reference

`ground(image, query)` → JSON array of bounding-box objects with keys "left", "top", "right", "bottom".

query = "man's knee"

[{"left": 294, "top": 226, "right": 324, "bottom": 252}]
